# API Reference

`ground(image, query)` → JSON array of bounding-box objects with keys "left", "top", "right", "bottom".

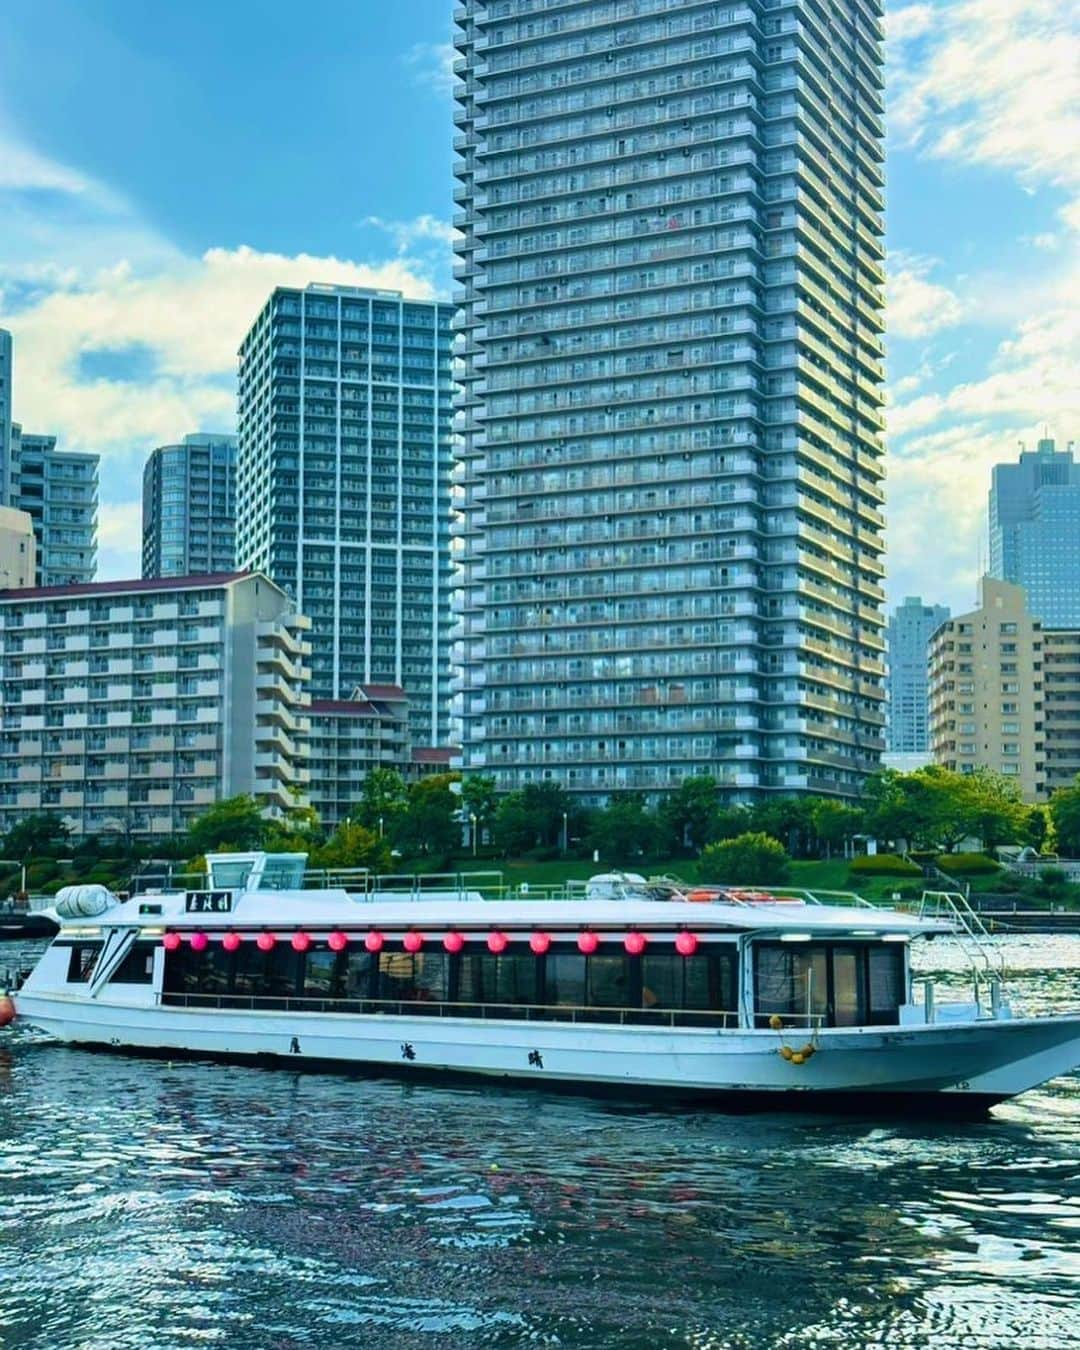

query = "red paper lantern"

[
  {"left": 443, "top": 931, "right": 465, "bottom": 954},
  {"left": 162, "top": 931, "right": 182, "bottom": 952},
  {"left": 577, "top": 931, "right": 599, "bottom": 955},
  {"left": 291, "top": 931, "right": 311, "bottom": 953},
  {"left": 487, "top": 930, "right": 508, "bottom": 954},
  {"left": 189, "top": 931, "right": 209, "bottom": 953},
  {"left": 222, "top": 931, "right": 242, "bottom": 953},
  {"left": 403, "top": 931, "right": 424, "bottom": 954},
  {"left": 364, "top": 931, "right": 385, "bottom": 954},
  {"left": 675, "top": 931, "right": 699, "bottom": 957},
  {"left": 256, "top": 931, "right": 277, "bottom": 953},
  {"left": 529, "top": 931, "right": 551, "bottom": 955},
  {"left": 328, "top": 930, "right": 349, "bottom": 953},
  {"left": 624, "top": 931, "right": 648, "bottom": 956}
]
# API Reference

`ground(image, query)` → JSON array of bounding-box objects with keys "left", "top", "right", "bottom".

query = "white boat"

[{"left": 6, "top": 851, "right": 1080, "bottom": 1115}]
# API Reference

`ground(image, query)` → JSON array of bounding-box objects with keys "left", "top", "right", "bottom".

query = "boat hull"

[{"left": 13, "top": 993, "right": 1080, "bottom": 1114}]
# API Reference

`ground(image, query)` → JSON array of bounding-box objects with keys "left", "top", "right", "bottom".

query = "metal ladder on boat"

[{"left": 917, "top": 889, "right": 1008, "bottom": 1014}]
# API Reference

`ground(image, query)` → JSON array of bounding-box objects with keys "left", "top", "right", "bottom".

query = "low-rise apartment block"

[
  {"left": 0, "top": 571, "right": 310, "bottom": 838},
  {"left": 307, "top": 685, "right": 412, "bottom": 828}
]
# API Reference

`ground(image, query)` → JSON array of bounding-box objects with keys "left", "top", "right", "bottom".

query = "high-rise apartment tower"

[
  {"left": 452, "top": 0, "right": 887, "bottom": 800},
  {"left": 235, "top": 284, "right": 454, "bottom": 748},
  {"left": 143, "top": 433, "right": 237, "bottom": 578}
]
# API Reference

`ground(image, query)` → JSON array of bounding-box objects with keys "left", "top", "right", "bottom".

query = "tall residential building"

[
  {"left": 0, "top": 329, "right": 13, "bottom": 503},
  {"left": 0, "top": 571, "right": 311, "bottom": 838},
  {"left": 142, "top": 433, "right": 237, "bottom": 578},
  {"left": 886, "top": 596, "right": 949, "bottom": 754},
  {"left": 928, "top": 578, "right": 1045, "bottom": 802},
  {"left": 235, "top": 283, "right": 454, "bottom": 748},
  {"left": 8, "top": 428, "right": 99, "bottom": 586},
  {"left": 989, "top": 437, "right": 1080, "bottom": 627},
  {"left": 0, "top": 506, "right": 36, "bottom": 589},
  {"left": 452, "top": 0, "right": 887, "bottom": 801}
]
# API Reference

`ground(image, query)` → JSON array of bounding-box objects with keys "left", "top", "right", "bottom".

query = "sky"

[{"left": 0, "top": 0, "right": 1077, "bottom": 613}]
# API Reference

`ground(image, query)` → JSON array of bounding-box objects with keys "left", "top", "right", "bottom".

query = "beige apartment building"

[
  {"left": 929, "top": 579, "right": 1045, "bottom": 800},
  {"left": 0, "top": 571, "right": 311, "bottom": 838},
  {"left": 0, "top": 505, "right": 36, "bottom": 589},
  {"left": 928, "top": 577, "right": 1080, "bottom": 803}
]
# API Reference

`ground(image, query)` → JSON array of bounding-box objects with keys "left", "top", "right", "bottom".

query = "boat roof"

[{"left": 60, "top": 887, "right": 954, "bottom": 939}]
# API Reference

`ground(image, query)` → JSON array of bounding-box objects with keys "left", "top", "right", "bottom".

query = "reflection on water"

[{"left": 0, "top": 936, "right": 1078, "bottom": 1348}]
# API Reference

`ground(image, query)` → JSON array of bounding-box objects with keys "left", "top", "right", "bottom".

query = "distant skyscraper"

[
  {"left": 0, "top": 329, "right": 13, "bottom": 503},
  {"left": 8, "top": 428, "right": 98, "bottom": 586},
  {"left": 886, "top": 597, "right": 949, "bottom": 754},
  {"left": 989, "top": 437, "right": 1080, "bottom": 627},
  {"left": 235, "top": 283, "right": 454, "bottom": 748},
  {"left": 142, "top": 433, "right": 237, "bottom": 578},
  {"left": 452, "top": 0, "right": 887, "bottom": 800}
]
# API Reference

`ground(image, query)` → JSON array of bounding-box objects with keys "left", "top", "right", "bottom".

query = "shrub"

[
  {"left": 934, "top": 852, "right": 1000, "bottom": 876},
  {"left": 699, "top": 832, "right": 790, "bottom": 885},
  {"left": 1037, "top": 866, "right": 1068, "bottom": 890},
  {"left": 848, "top": 853, "right": 922, "bottom": 877}
]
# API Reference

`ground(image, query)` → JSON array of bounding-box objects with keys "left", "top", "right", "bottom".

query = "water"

[{"left": 1, "top": 936, "right": 1078, "bottom": 1349}]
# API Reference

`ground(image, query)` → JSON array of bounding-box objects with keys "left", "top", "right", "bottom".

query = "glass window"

[
  {"left": 112, "top": 941, "right": 155, "bottom": 985},
  {"left": 458, "top": 953, "right": 538, "bottom": 1005},
  {"left": 304, "top": 948, "right": 346, "bottom": 998},
  {"left": 66, "top": 943, "right": 102, "bottom": 983},
  {"left": 588, "top": 954, "right": 630, "bottom": 1007},
  {"left": 546, "top": 953, "right": 587, "bottom": 1006},
  {"left": 379, "top": 951, "right": 448, "bottom": 1003}
]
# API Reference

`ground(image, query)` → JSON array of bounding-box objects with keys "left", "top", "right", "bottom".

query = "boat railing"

[{"left": 157, "top": 989, "right": 740, "bottom": 1028}]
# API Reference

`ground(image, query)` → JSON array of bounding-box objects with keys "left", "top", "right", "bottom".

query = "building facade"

[
  {"left": 451, "top": 0, "right": 887, "bottom": 801},
  {"left": 235, "top": 283, "right": 454, "bottom": 749},
  {"left": 142, "top": 433, "right": 237, "bottom": 578},
  {"left": 1041, "top": 629, "right": 1080, "bottom": 796},
  {"left": 0, "top": 329, "right": 13, "bottom": 504},
  {"left": 8, "top": 428, "right": 99, "bottom": 586},
  {"left": 0, "top": 506, "right": 36, "bottom": 590},
  {"left": 989, "top": 437, "right": 1080, "bottom": 628},
  {"left": 886, "top": 596, "right": 949, "bottom": 754},
  {"left": 0, "top": 571, "right": 311, "bottom": 838},
  {"left": 928, "top": 578, "right": 1045, "bottom": 801},
  {"left": 307, "top": 684, "right": 412, "bottom": 827}
]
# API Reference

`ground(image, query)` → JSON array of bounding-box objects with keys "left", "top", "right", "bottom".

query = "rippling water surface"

[{"left": 1, "top": 936, "right": 1079, "bottom": 1349}]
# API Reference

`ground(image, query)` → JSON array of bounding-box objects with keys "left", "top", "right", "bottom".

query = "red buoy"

[{"left": 0, "top": 995, "right": 15, "bottom": 1028}]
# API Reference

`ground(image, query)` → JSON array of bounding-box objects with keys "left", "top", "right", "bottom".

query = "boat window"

[
  {"left": 343, "top": 950, "right": 378, "bottom": 999},
  {"left": 642, "top": 951, "right": 738, "bottom": 1013},
  {"left": 66, "top": 943, "right": 102, "bottom": 984},
  {"left": 753, "top": 943, "right": 903, "bottom": 1028},
  {"left": 379, "top": 952, "right": 448, "bottom": 1003},
  {"left": 112, "top": 941, "right": 156, "bottom": 985},
  {"left": 545, "top": 953, "right": 587, "bottom": 1006},
  {"left": 207, "top": 861, "right": 255, "bottom": 890},
  {"left": 304, "top": 948, "right": 346, "bottom": 998},
  {"left": 256, "top": 857, "right": 307, "bottom": 891},
  {"left": 458, "top": 953, "right": 539, "bottom": 1006},
  {"left": 588, "top": 954, "right": 631, "bottom": 1008}
]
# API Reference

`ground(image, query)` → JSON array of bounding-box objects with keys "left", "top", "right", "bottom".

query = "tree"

[
  {"left": 461, "top": 774, "right": 499, "bottom": 835},
  {"left": 313, "top": 821, "right": 391, "bottom": 874},
  {"left": 264, "top": 804, "right": 323, "bottom": 854},
  {"left": 747, "top": 797, "right": 818, "bottom": 858},
  {"left": 587, "top": 795, "right": 657, "bottom": 863},
  {"left": 2, "top": 812, "right": 72, "bottom": 862},
  {"left": 353, "top": 767, "right": 408, "bottom": 834},
  {"left": 809, "top": 799, "right": 864, "bottom": 858},
  {"left": 963, "top": 770, "right": 1028, "bottom": 855},
  {"left": 186, "top": 796, "right": 265, "bottom": 856},
  {"left": 656, "top": 776, "right": 722, "bottom": 853},
  {"left": 699, "top": 832, "right": 790, "bottom": 885},
  {"left": 1049, "top": 777, "right": 1080, "bottom": 855},
  {"left": 491, "top": 791, "right": 538, "bottom": 857},
  {"left": 392, "top": 773, "right": 461, "bottom": 859}
]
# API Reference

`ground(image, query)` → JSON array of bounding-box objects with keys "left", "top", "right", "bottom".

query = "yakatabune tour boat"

[{"left": 5, "top": 852, "right": 1080, "bottom": 1115}]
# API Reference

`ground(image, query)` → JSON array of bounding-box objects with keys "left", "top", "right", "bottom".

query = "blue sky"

[{"left": 0, "top": 0, "right": 1077, "bottom": 611}]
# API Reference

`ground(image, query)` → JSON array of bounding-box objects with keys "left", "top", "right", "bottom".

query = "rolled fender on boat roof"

[{"left": 54, "top": 884, "right": 118, "bottom": 920}]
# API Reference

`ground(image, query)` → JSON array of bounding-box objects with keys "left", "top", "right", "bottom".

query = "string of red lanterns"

[{"left": 160, "top": 928, "right": 702, "bottom": 956}]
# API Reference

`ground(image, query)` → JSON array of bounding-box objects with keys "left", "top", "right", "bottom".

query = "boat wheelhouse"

[{"left": 7, "top": 853, "right": 1080, "bottom": 1115}]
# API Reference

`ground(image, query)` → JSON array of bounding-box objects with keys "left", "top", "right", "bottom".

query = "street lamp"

[
  {"left": 470, "top": 813, "right": 478, "bottom": 857},
  {"left": 378, "top": 815, "right": 384, "bottom": 839},
  {"left": 561, "top": 811, "right": 569, "bottom": 855}
]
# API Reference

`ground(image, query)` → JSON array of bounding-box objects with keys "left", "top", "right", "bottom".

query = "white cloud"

[
  {"left": 403, "top": 42, "right": 456, "bottom": 97},
  {"left": 3, "top": 245, "right": 439, "bottom": 459},
  {"left": 363, "top": 214, "right": 456, "bottom": 253},
  {"left": 889, "top": 0, "right": 1080, "bottom": 194},
  {"left": 887, "top": 254, "right": 967, "bottom": 339}
]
